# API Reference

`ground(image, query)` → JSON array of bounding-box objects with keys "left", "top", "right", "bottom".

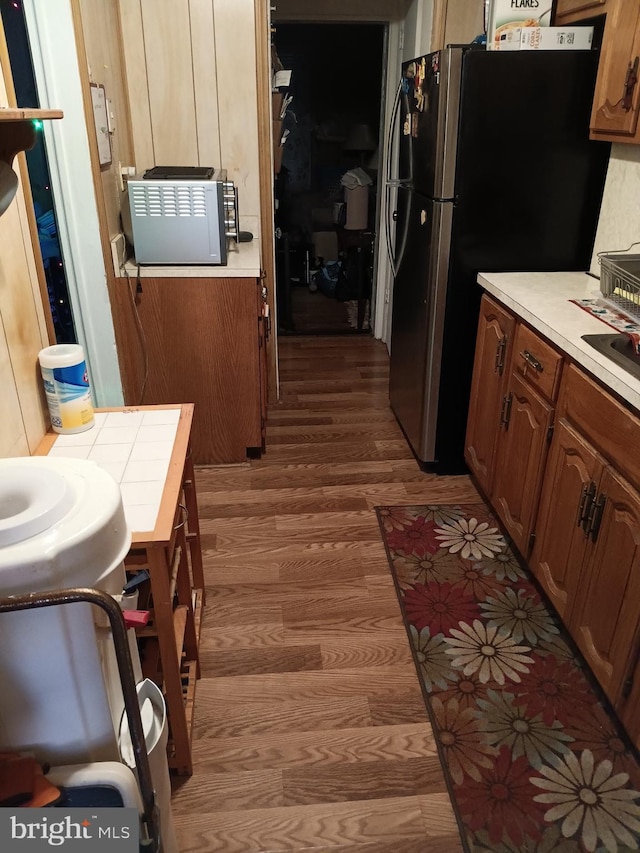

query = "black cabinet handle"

[
  {"left": 495, "top": 335, "right": 507, "bottom": 375},
  {"left": 577, "top": 482, "right": 596, "bottom": 532},
  {"left": 520, "top": 349, "right": 543, "bottom": 373},
  {"left": 623, "top": 56, "right": 639, "bottom": 112},
  {"left": 500, "top": 392, "right": 513, "bottom": 429}
]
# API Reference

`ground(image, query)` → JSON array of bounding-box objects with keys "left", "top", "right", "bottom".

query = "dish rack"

[{"left": 598, "top": 253, "right": 640, "bottom": 318}]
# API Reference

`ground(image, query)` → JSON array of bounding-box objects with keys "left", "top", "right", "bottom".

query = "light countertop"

[
  {"left": 43, "top": 408, "right": 181, "bottom": 533},
  {"left": 119, "top": 217, "right": 261, "bottom": 278},
  {"left": 477, "top": 270, "right": 640, "bottom": 413}
]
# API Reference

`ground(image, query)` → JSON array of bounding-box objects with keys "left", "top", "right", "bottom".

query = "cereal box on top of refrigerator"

[{"left": 487, "top": 0, "right": 551, "bottom": 50}]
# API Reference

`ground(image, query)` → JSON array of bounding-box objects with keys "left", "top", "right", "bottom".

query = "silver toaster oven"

[{"left": 127, "top": 166, "right": 238, "bottom": 265}]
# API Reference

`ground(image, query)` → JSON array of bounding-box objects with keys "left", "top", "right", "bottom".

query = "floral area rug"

[{"left": 376, "top": 503, "right": 640, "bottom": 853}]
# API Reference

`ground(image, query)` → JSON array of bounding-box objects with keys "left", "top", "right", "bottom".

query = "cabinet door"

[
  {"left": 570, "top": 465, "right": 640, "bottom": 705},
  {"left": 590, "top": 0, "right": 640, "bottom": 141},
  {"left": 465, "top": 295, "right": 515, "bottom": 496},
  {"left": 530, "top": 418, "right": 604, "bottom": 620},
  {"left": 110, "top": 276, "right": 263, "bottom": 464},
  {"left": 492, "top": 371, "right": 554, "bottom": 558},
  {"left": 554, "top": 0, "right": 608, "bottom": 22}
]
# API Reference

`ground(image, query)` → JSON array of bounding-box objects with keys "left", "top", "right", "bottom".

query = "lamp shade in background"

[{"left": 343, "top": 123, "right": 377, "bottom": 153}]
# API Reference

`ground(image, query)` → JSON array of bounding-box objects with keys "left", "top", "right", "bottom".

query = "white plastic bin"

[
  {"left": 0, "top": 457, "right": 130, "bottom": 765},
  {"left": 119, "top": 679, "right": 177, "bottom": 853}
]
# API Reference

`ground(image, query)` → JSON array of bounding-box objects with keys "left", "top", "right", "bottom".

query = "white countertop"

[
  {"left": 477, "top": 270, "right": 640, "bottom": 413},
  {"left": 46, "top": 408, "right": 180, "bottom": 533},
  {"left": 119, "top": 217, "right": 261, "bottom": 278}
]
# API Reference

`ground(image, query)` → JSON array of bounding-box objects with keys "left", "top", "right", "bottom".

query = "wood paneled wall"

[
  {"left": 0, "top": 46, "right": 51, "bottom": 458},
  {"left": 118, "top": 0, "right": 259, "bottom": 225},
  {"left": 76, "top": 0, "right": 134, "bottom": 245}
]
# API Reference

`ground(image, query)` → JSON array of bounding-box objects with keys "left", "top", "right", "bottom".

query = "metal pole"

[{"left": 0, "top": 587, "right": 160, "bottom": 852}]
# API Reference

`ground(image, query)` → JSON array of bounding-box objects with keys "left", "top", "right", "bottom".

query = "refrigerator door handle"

[
  {"left": 385, "top": 83, "right": 413, "bottom": 187},
  {"left": 385, "top": 82, "right": 402, "bottom": 186},
  {"left": 384, "top": 184, "right": 397, "bottom": 275},
  {"left": 385, "top": 184, "right": 411, "bottom": 279}
]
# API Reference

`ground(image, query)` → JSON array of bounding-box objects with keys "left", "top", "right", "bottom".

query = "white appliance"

[
  {"left": 126, "top": 166, "right": 239, "bottom": 264},
  {"left": 0, "top": 457, "right": 178, "bottom": 853},
  {"left": 0, "top": 456, "right": 133, "bottom": 765}
]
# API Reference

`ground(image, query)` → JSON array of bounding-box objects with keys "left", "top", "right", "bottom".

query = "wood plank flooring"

[{"left": 171, "top": 334, "right": 481, "bottom": 852}]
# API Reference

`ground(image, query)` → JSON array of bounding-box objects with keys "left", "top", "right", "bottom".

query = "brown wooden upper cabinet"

[
  {"left": 590, "top": 0, "right": 640, "bottom": 142},
  {"left": 555, "top": 0, "right": 640, "bottom": 143},
  {"left": 554, "top": 0, "right": 609, "bottom": 22}
]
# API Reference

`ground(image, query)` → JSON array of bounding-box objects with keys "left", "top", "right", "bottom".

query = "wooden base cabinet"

[
  {"left": 468, "top": 300, "right": 640, "bottom": 747},
  {"left": 529, "top": 418, "right": 600, "bottom": 621},
  {"left": 532, "top": 364, "right": 640, "bottom": 723},
  {"left": 109, "top": 276, "right": 268, "bottom": 465},
  {"left": 571, "top": 466, "right": 640, "bottom": 706},
  {"left": 492, "top": 372, "right": 554, "bottom": 558},
  {"left": 465, "top": 295, "right": 562, "bottom": 557},
  {"left": 464, "top": 295, "right": 515, "bottom": 496}
]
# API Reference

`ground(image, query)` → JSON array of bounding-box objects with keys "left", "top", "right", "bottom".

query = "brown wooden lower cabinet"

[
  {"left": 465, "top": 294, "right": 560, "bottom": 558},
  {"left": 464, "top": 295, "right": 514, "bottom": 496},
  {"left": 468, "top": 300, "right": 640, "bottom": 748},
  {"left": 531, "top": 365, "right": 640, "bottom": 740},
  {"left": 529, "top": 417, "right": 599, "bottom": 621},
  {"left": 109, "top": 275, "right": 267, "bottom": 464},
  {"left": 571, "top": 465, "right": 640, "bottom": 706},
  {"left": 492, "top": 371, "right": 553, "bottom": 558}
]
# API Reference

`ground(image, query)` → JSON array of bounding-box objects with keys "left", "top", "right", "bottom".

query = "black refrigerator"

[{"left": 387, "top": 45, "right": 610, "bottom": 474}]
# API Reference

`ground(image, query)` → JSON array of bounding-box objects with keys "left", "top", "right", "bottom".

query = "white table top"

[
  {"left": 477, "top": 270, "right": 640, "bottom": 414},
  {"left": 46, "top": 408, "right": 180, "bottom": 533}
]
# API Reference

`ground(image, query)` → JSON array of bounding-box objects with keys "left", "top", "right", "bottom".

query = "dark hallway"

[{"left": 273, "top": 23, "right": 385, "bottom": 336}]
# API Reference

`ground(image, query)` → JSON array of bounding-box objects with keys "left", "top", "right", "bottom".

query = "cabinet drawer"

[
  {"left": 512, "top": 324, "right": 563, "bottom": 403},
  {"left": 559, "top": 364, "right": 640, "bottom": 492}
]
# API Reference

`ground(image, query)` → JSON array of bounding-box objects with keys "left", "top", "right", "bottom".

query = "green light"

[{"left": 32, "top": 119, "right": 43, "bottom": 131}]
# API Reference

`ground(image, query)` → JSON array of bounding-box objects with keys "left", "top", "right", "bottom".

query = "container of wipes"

[{"left": 38, "top": 343, "right": 95, "bottom": 434}]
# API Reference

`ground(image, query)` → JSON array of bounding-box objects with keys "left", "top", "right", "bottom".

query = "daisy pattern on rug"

[
  {"left": 444, "top": 619, "right": 533, "bottom": 684},
  {"left": 478, "top": 587, "right": 559, "bottom": 645},
  {"left": 375, "top": 503, "right": 640, "bottom": 852},
  {"left": 456, "top": 745, "right": 547, "bottom": 847},
  {"left": 403, "top": 581, "right": 480, "bottom": 635},
  {"left": 385, "top": 515, "right": 441, "bottom": 558},
  {"left": 435, "top": 516, "right": 505, "bottom": 561},
  {"left": 430, "top": 694, "right": 497, "bottom": 784},
  {"left": 512, "top": 654, "right": 593, "bottom": 727},
  {"left": 409, "top": 625, "right": 458, "bottom": 691},
  {"left": 477, "top": 688, "right": 574, "bottom": 767},
  {"left": 478, "top": 550, "right": 526, "bottom": 583},
  {"left": 392, "top": 548, "right": 462, "bottom": 588},
  {"left": 531, "top": 750, "right": 640, "bottom": 852}
]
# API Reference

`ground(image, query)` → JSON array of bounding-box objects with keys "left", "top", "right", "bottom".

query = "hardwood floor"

[{"left": 171, "top": 334, "right": 481, "bottom": 852}]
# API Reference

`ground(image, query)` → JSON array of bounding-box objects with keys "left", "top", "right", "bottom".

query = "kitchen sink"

[{"left": 581, "top": 333, "right": 640, "bottom": 381}]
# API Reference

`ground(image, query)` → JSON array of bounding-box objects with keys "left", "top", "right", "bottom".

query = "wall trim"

[{"left": 22, "top": 0, "right": 124, "bottom": 407}]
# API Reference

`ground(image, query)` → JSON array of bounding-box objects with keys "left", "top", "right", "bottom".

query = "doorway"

[{"left": 273, "top": 22, "right": 385, "bottom": 336}]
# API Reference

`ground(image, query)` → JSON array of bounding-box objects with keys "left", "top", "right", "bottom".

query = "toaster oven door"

[{"left": 128, "top": 180, "right": 226, "bottom": 264}]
